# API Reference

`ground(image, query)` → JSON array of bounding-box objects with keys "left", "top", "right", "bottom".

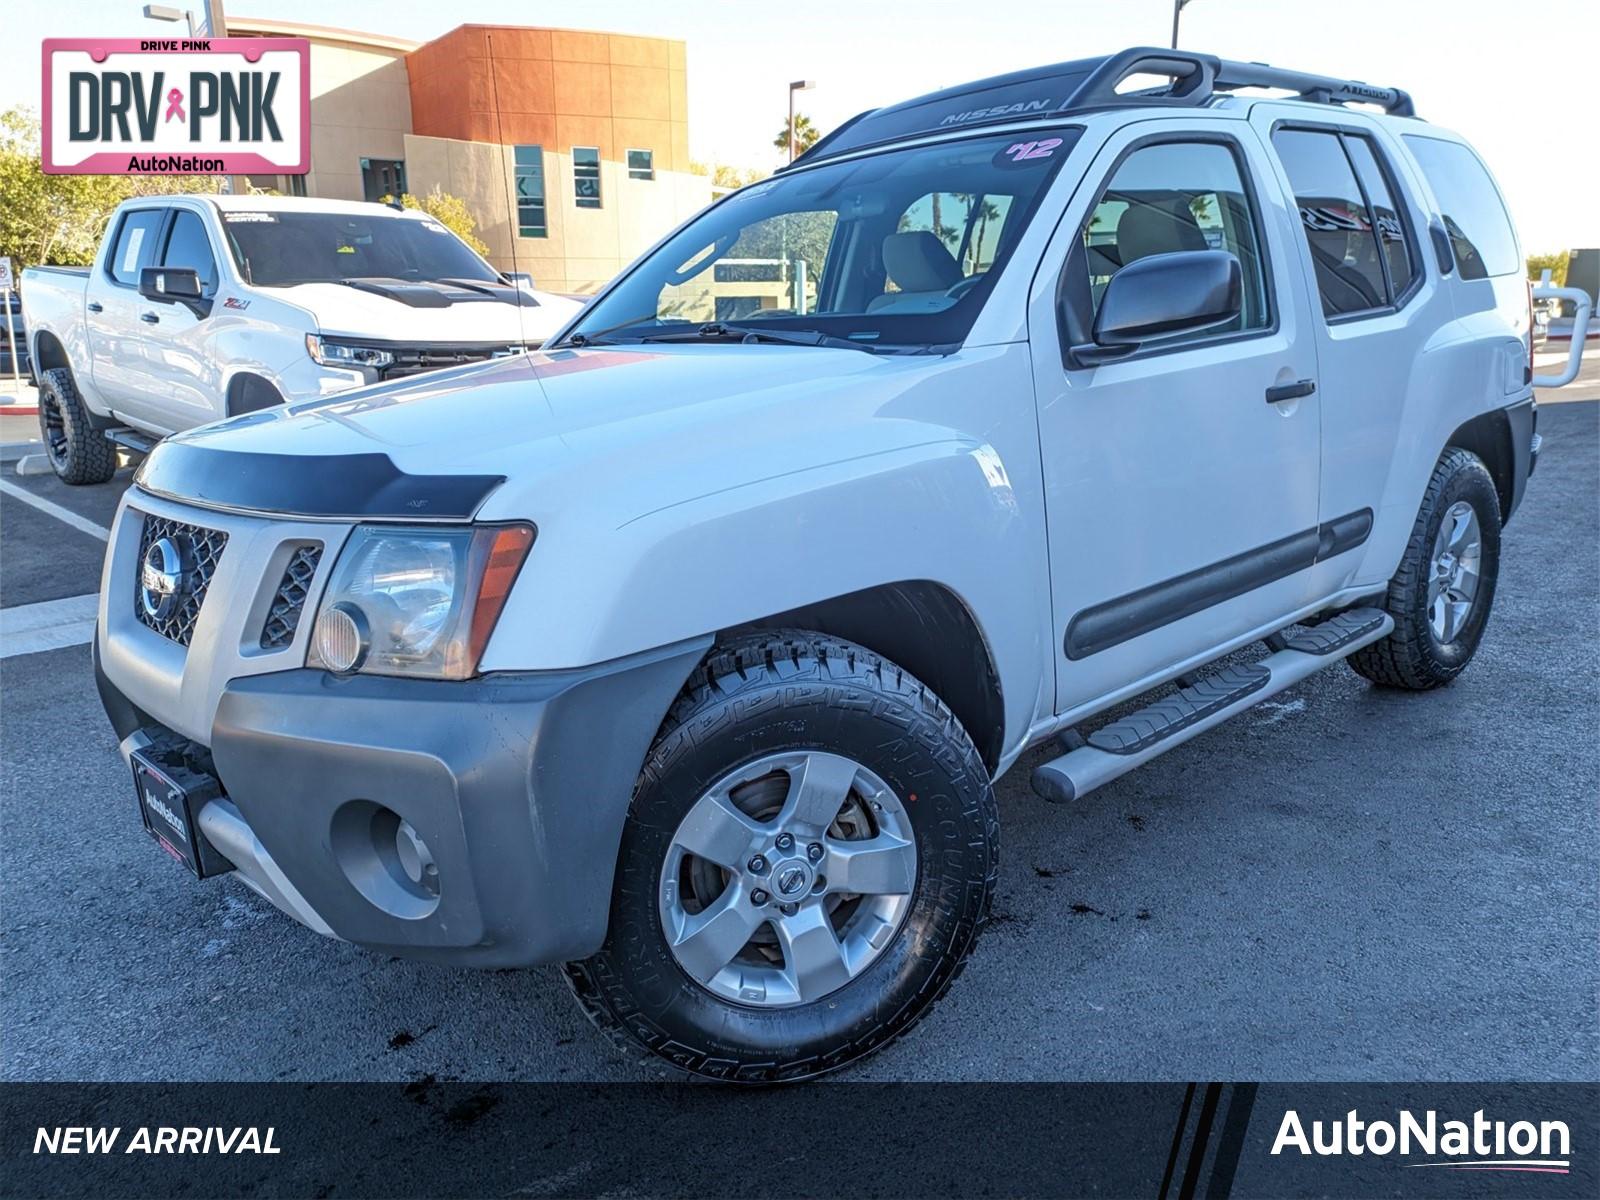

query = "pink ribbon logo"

[{"left": 164, "top": 88, "right": 185, "bottom": 123}]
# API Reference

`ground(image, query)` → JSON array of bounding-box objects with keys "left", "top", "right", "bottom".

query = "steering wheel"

[{"left": 945, "top": 275, "right": 983, "bottom": 301}]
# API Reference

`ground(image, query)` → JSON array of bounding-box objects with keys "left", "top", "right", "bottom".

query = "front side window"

[
  {"left": 627, "top": 149, "right": 655, "bottom": 181},
  {"left": 565, "top": 128, "right": 1080, "bottom": 351},
  {"left": 573, "top": 147, "right": 602, "bottom": 208},
  {"left": 1078, "top": 139, "right": 1271, "bottom": 341},
  {"left": 161, "top": 210, "right": 217, "bottom": 293},
  {"left": 1272, "top": 128, "right": 1417, "bottom": 316},
  {"left": 1402, "top": 135, "right": 1518, "bottom": 280},
  {"left": 108, "top": 209, "right": 164, "bottom": 286},
  {"left": 219, "top": 210, "right": 499, "bottom": 287},
  {"left": 515, "top": 146, "right": 547, "bottom": 237}
]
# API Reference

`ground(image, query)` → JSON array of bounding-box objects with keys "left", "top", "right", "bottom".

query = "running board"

[
  {"left": 106, "top": 427, "right": 158, "bottom": 457},
  {"left": 1031, "top": 607, "right": 1393, "bottom": 803}
]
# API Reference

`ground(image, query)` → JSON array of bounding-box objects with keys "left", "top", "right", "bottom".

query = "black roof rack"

[{"left": 787, "top": 47, "right": 1414, "bottom": 169}]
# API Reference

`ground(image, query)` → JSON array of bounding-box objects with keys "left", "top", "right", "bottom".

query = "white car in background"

[{"left": 22, "top": 195, "right": 583, "bottom": 483}]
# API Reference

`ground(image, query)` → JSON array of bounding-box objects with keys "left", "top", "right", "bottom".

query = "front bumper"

[{"left": 99, "top": 640, "right": 707, "bottom": 967}]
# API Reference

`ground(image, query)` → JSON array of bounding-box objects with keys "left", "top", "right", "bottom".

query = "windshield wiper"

[{"left": 635, "top": 322, "right": 880, "bottom": 353}]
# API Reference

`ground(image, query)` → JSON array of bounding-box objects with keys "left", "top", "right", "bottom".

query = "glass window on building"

[
  {"left": 573, "top": 147, "right": 602, "bottom": 209},
  {"left": 627, "top": 149, "right": 655, "bottom": 181},
  {"left": 361, "top": 158, "right": 406, "bottom": 203},
  {"left": 515, "top": 146, "right": 548, "bottom": 238}
]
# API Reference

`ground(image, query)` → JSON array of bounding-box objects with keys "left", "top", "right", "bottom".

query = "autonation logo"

[{"left": 1272, "top": 1108, "right": 1571, "bottom": 1174}]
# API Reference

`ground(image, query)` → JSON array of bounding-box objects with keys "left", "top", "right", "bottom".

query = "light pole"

[
  {"left": 1171, "top": 0, "right": 1201, "bottom": 49},
  {"left": 788, "top": 80, "right": 815, "bottom": 162},
  {"left": 142, "top": 1, "right": 225, "bottom": 36}
]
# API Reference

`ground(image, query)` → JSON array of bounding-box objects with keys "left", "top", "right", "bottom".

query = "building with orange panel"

[{"left": 231, "top": 18, "right": 709, "bottom": 294}]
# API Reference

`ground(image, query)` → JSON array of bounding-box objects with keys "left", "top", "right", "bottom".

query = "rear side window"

[
  {"left": 1080, "top": 139, "right": 1272, "bottom": 342},
  {"left": 107, "top": 209, "right": 164, "bottom": 286},
  {"left": 1403, "top": 136, "right": 1518, "bottom": 279},
  {"left": 1272, "top": 128, "right": 1416, "bottom": 317},
  {"left": 161, "top": 211, "right": 218, "bottom": 294}
]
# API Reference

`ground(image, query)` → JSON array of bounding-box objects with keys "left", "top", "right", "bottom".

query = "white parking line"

[
  {"left": 0, "top": 477, "right": 111, "bottom": 542},
  {"left": 0, "top": 592, "right": 99, "bottom": 658}
]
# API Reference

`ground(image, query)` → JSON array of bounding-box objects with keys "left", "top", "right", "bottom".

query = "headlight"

[
  {"left": 305, "top": 334, "right": 394, "bottom": 370},
  {"left": 307, "top": 525, "right": 534, "bottom": 679}
]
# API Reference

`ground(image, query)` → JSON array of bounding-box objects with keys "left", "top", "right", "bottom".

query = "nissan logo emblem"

[{"left": 140, "top": 536, "right": 192, "bottom": 623}]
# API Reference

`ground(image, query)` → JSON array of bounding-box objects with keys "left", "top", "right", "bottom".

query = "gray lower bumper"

[{"left": 105, "top": 639, "right": 708, "bottom": 967}]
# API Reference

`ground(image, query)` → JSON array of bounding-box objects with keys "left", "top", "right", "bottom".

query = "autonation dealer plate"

[{"left": 42, "top": 37, "right": 309, "bottom": 175}]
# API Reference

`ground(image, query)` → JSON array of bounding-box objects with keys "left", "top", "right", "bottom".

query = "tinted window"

[
  {"left": 108, "top": 209, "right": 163, "bottom": 286},
  {"left": 1081, "top": 140, "right": 1271, "bottom": 339},
  {"left": 1403, "top": 136, "right": 1518, "bottom": 279},
  {"left": 218, "top": 211, "right": 498, "bottom": 287},
  {"left": 1342, "top": 136, "right": 1415, "bottom": 298},
  {"left": 627, "top": 149, "right": 654, "bottom": 181},
  {"left": 161, "top": 210, "right": 217, "bottom": 293},
  {"left": 573, "top": 147, "right": 602, "bottom": 208},
  {"left": 568, "top": 128, "right": 1079, "bottom": 350},
  {"left": 1273, "top": 129, "right": 1388, "bottom": 315},
  {"left": 515, "top": 146, "right": 547, "bottom": 237}
]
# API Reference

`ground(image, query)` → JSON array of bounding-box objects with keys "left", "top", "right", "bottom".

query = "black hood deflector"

[{"left": 134, "top": 438, "right": 505, "bottom": 521}]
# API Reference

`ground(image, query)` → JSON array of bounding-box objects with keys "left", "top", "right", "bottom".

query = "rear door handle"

[
  {"left": 87, "top": 302, "right": 104, "bottom": 313},
  {"left": 1266, "top": 379, "right": 1315, "bottom": 403},
  {"left": 140, "top": 312, "right": 159, "bottom": 324}
]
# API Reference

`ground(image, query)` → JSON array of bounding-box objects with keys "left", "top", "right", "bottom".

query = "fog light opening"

[{"left": 330, "top": 800, "right": 441, "bottom": 920}]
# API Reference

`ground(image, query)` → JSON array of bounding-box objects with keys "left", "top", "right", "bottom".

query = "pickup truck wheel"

[
  {"left": 37, "top": 368, "right": 116, "bottom": 485},
  {"left": 564, "top": 631, "right": 998, "bottom": 1082},
  {"left": 1348, "top": 447, "right": 1501, "bottom": 689}
]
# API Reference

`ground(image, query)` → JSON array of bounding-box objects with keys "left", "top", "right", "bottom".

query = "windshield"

[
  {"left": 218, "top": 210, "right": 500, "bottom": 287},
  {"left": 565, "top": 128, "right": 1080, "bottom": 350}
]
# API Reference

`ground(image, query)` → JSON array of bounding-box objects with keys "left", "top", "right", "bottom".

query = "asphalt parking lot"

[{"left": 1, "top": 397, "right": 1596, "bottom": 1085}]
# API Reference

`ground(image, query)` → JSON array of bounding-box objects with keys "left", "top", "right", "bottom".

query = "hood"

[
  {"left": 139, "top": 344, "right": 964, "bottom": 521},
  {"left": 277, "top": 281, "right": 583, "bottom": 344}
]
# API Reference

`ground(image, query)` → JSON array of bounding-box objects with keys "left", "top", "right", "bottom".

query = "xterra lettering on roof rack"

[{"left": 788, "top": 46, "right": 1416, "bottom": 169}]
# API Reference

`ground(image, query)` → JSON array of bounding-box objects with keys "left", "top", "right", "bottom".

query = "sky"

[{"left": 13, "top": 0, "right": 1597, "bottom": 251}]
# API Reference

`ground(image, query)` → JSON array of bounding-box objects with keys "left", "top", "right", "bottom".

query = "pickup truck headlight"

[
  {"left": 308, "top": 525, "right": 534, "bottom": 679},
  {"left": 305, "top": 334, "right": 394, "bottom": 370}
]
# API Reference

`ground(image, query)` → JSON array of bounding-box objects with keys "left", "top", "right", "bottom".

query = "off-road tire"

[
  {"left": 37, "top": 368, "right": 116, "bottom": 485},
  {"left": 1348, "top": 447, "right": 1501, "bottom": 689},
  {"left": 564, "top": 630, "right": 999, "bottom": 1083}
]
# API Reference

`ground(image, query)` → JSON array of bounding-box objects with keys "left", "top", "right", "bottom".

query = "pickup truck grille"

[
  {"left": 134, "top": 515, "right": 228, "bottom": 647},
  {"left": 380, "top": 343, "right": 525, "bottom": 380},
  {"left": 259, "top": 544, "right": 323, "bottom": 650}
]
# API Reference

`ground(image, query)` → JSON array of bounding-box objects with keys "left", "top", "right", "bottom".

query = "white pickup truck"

[{"left": 22, "top": 195, "right": 581, "bottom": 483}]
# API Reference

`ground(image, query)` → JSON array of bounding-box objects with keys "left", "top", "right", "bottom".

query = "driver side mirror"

[
  {"left": 1069, "top": 250, "right": 1241, "bottom": 367},
  {"left": 139, "top": 267, "right": 210, "bottom": 317}
]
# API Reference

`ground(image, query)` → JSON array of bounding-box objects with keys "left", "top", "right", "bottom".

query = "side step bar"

[
  {"left": 106, "top": 427, "right": 158, "bottom": 457},
  {"left": 1031, "top": 607, "right": 1392, "bottom": 803}
]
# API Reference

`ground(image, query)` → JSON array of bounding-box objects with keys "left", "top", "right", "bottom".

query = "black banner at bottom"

[{"left": 4, "top": 1082, "right": 1595, "bottom": 1198}]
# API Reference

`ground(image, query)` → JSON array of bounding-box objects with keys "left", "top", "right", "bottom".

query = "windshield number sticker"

[
  {"left": 224, "top": 211, "right": 277, "bottom": 223},
  {"left": 999, "top": 137, "right": 1063, "bottom": 165}
]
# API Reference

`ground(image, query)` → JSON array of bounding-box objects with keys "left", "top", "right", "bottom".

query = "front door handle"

[
  {"left": 1266, "top": 378, "right": 1315, "bottom": 403},
  {"left": 87, "top": 301, "right": 104, "bottom": 313},
  {"left": 140, "top": 312, "right": 160, "bottom": 324}
]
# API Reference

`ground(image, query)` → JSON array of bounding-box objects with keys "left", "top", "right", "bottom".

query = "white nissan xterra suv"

[{"left": 95, "top": 49, "right": 1582, "bottom": 1082}]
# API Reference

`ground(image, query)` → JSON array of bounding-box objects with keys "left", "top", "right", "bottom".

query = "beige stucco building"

[{"left": 231, "top": 18, "right": 710, "bottom": 294}]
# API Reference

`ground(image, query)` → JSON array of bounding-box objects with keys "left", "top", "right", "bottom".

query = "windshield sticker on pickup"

[
  {"left": 223, "top": 211, "right": 277, "bottom": 223},
  {"left": 420, "top": 221, "right": 449, "bottom": 233},
  {"left": 995, "top": 137, "right": 1064, "bottom": 167},
  {"left": 120, "top": 227, "right": 146, "bottom": 275}
]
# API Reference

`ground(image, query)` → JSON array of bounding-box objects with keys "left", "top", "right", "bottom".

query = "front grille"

[
  {"left": 259, "top": 544, "right": 323, "bottom": 650},
  {"left": 379, "top": 343, "right": 520, "bottom": 380},
  {"left": 134, "top": 515, "right": 228, "bottom": 646}
]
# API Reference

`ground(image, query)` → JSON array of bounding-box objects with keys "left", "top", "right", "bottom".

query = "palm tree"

[{"left": 774, "top": 114, "right": 822, "bottom": 156}]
